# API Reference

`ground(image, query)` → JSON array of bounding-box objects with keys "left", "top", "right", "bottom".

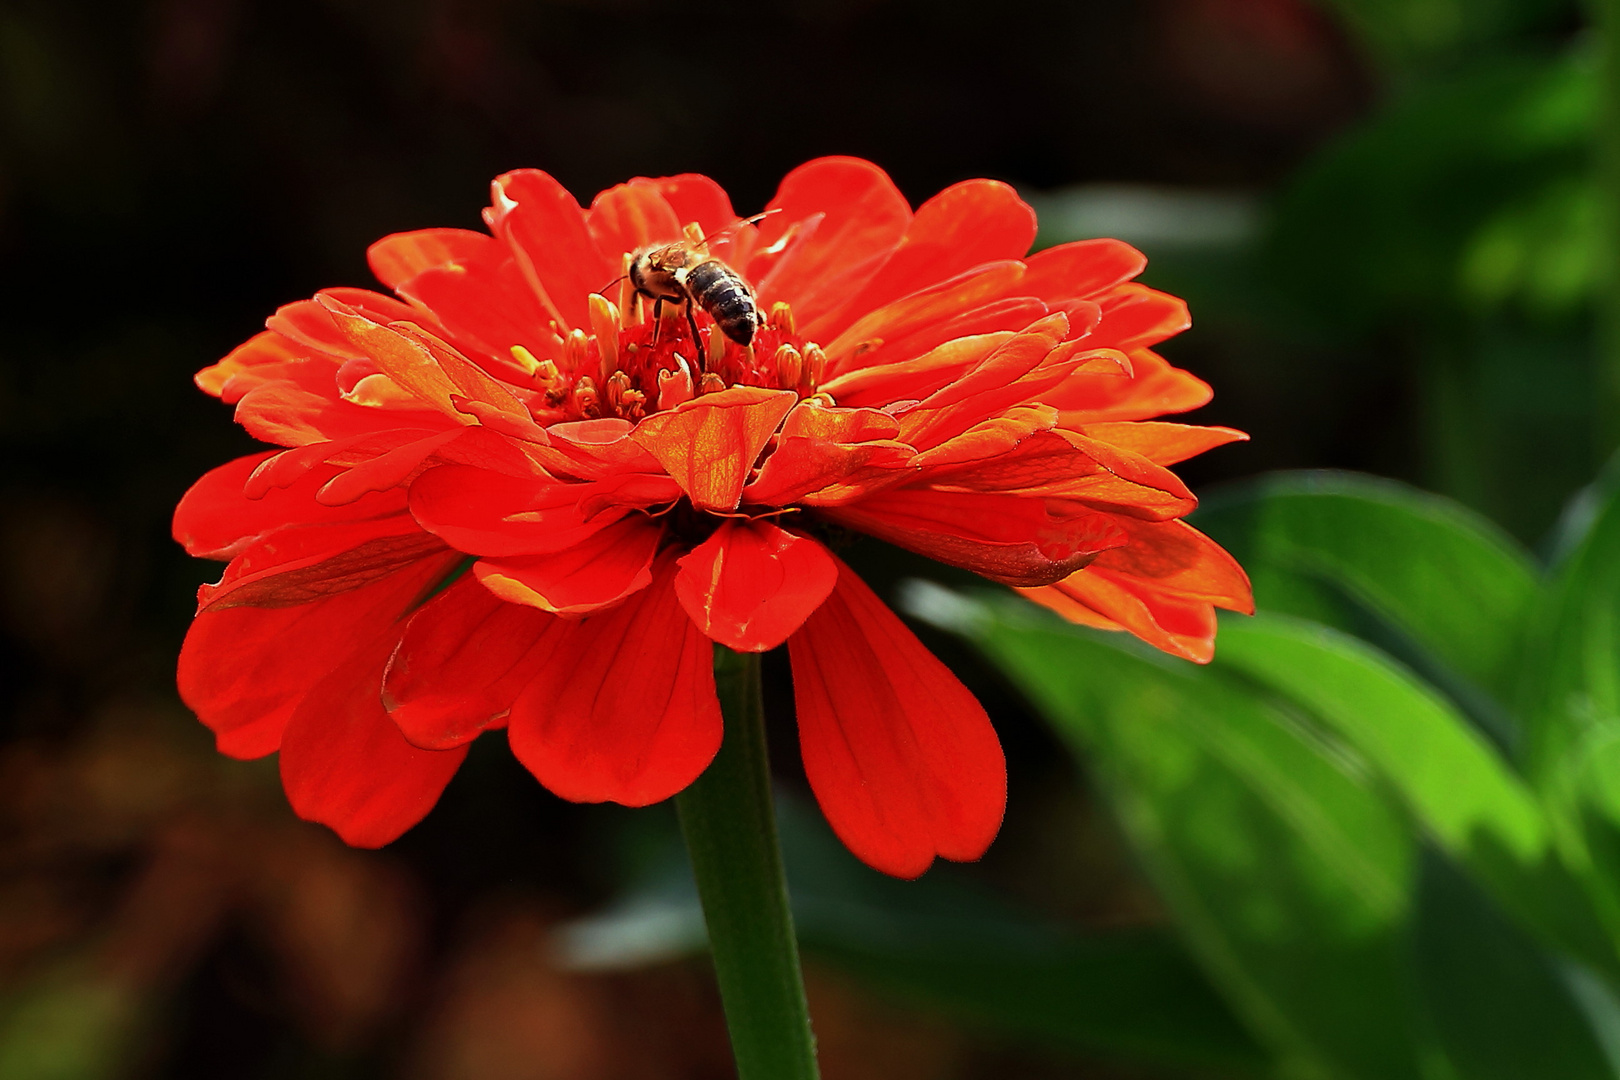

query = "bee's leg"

[
  {"left": 651, "top": 298, "right": 665, "bottom": 344},
  {"left": 685, "top": 302, "right": 704, "bottom": 366}
]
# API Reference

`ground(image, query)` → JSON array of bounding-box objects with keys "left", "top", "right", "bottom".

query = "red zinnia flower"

[{"left": 175, "top": 158, "right": 1252, "bottom": 878}]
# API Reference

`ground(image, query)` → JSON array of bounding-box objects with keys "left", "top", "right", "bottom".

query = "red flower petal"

[
  {"left": 811, "top": 179, "right": 1037, "bottom": 340},
  {"left": 1092, "top": 284, "right": 1191, "bottom": 352},
  {"left": 1020, "top": 239, "right": 1147, "bottom": 301},
  {"left": 787, "top": 559, "right": 1005, "bottom": 878},
  {"left": 587, "top": 179, "right": 684, "bottom": 261},
  {"left": 650, "top": 174, "right": 738, "bottom": 238},
  {"left": 486, "top": 169, "right": 613, "bottom": 332},
  {"left": 367, "top": 228, "right": 496, "bottom": 292},
  {"left": 473, "top": 514, "right": 662, "bottom": 614},
  {"left": 173, "top": 452, "right": 407, "bottom": 560},
  {"left": 409, "top": 464, "right": 628, "bottom": 557},
  {"left": 506, "top": 554, "right": 720, "bottom": 805},
  {"left": 280, "top": 628, "right": 468, "bottom": 847},
  {"left": 196, "top": 518, "right": 450, "bottom": 612},
  {"left": 674, "top": 519, "right": 838, "bottom": 651},
  {"left": 823, "top": 488, "right": 1128, "bottom": 586},
  {"left": 743, "top": 403, "right": 915, "bottom": 507},
  {"left": 1087, "top": 519, "right": 1254, "bottom": 612},
  {"left": 179, "top": 544, "right": 460, "bottom": 758},
  {"left": 753, "top": 157, "right": 912, "bottom": 328},
  {"left": 629, "top": 386, "right": 798, "bottom": 512},
  {"left": 384, "top": 574, "right": 551, "bottom": 749}
]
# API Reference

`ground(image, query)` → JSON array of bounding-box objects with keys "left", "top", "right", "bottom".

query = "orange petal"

[
  {"left": 1078, "top": 422, "right": 1248, "bottom": 466},
  {"left": 1019, "top": 567, "right": 1222, "bottom": 664},
  {"left": 744, "top": 403, "right": 915, "bottom": 507},
  {"left": 629, "top": 386, "right": 798, "bottom": 512},
  {"left": 674, "top": 519, "right": 838, "bottom": 651},
  {"left": 787, "top": 558, "right": 1005, "bottom": 878},
  {"left": 1088, "top": 519, "right": 1254, "bottom": 612},
  {"left": 1020, "top": 239, "right": 1147, "bottom": 301}
]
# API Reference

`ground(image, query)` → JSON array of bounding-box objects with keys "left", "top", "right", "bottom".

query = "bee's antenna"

[
  {"left": 596, "top": 272, "right": 629, "bottom": 296},
  {"left": 693, "top": 209, "right": 782, "bottom": 250}
]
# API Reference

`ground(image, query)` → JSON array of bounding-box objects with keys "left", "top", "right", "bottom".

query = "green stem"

[
  {"left": 1594, "top": 0, "right": 1620, "bottom": 452},
  {"left": 675, "top": 648, "right": 820, "bottom": 1079}
]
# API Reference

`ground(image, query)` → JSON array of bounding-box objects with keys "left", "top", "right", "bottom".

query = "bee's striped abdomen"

[{"left": 685, "top": 259, "right": 761, "bottom": 345}]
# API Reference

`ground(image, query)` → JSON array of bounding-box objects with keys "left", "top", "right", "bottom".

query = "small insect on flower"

[{"left": 628, "top": 219, "right": 766, "bottom": 348}]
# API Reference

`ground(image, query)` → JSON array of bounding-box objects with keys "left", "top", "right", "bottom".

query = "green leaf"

[
  {"left": 1265, "top": 47, "right": 1595, "bottom": 328},
  {"left": 921, "top": 587, "right": 1437, "bottom": 1080},
  {"left": 1414, "top": 852, "right": 1620, "bottom": 1080},
  {"left": 1194, "top": 472, "right": 1541, "bottom": 721},
  {"left": 1216, "top": 614, "right": 1613, "bottom": 973}
]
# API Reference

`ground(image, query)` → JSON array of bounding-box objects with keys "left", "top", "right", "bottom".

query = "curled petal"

[
  {"left": 744, "top": 403, "right": 914, "bottom": 507},
  {"left": 280, "top": 628, "right": 468, "bottom": 847},
  {"left": 507, "top": 553, "right": 720, "bottom": 805},
  {"left": 196, "top": 518, "right": 449, "bottom": 612},
  {"left": 1020, "top": 239, "right": 1147, "bottom": 302},
  {"left": 629, "top": 386, "right": 798, "bottom": 512},
  {"left": 473, "top": 514, "right": 662, "bottom": 614},
  {"left": 675, "top": 519, "right": 838, "bottom": 652},
  {"left": 788, "top": 558, "right": 1006, "bottom": 879},
  {"left": 384, "top": 574, "right": 551, "bottom": 749}
]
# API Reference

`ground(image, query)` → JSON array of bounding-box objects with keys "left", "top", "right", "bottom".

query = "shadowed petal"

[
  {"left": 787, "top": 559, "right": 1005, "bottom": 878},
  {"left": 823, "top": 488, "right": 1128, "bottom": 586},
  {"left": 280, "top": 629, "right": 468, "bottom": 847},
  {"left": 384, "top": 574, "right": 552, "bottom": 749},
  {"left": 507, "top": 554, "right": 720, "bottom": 805},
  {"left": 179, "top": 545, "right": 460, "bottom": 758},
  {"left": 675, "top": 519, "right": 838, "bottom": 651}
]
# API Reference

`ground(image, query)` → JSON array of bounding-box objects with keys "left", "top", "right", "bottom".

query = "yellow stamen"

[
  {"left": 774, "top": 344, "right": 803, "bottom": 391},
  {"left": 769, "top": 302, "right": 796, "bottom": 336},
  {"left": 590, "top": 294, "right": 621, "bottom": 378},
  {"left": 510, "top": 344, "right": 543, "bottom": 376}
]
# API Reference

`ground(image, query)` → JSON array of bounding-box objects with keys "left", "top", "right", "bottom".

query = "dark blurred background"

[{"left": 0, "top": 0, "right": 1597, "bottom": 1077}]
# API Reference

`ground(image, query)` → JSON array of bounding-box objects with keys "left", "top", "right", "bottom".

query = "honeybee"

[{"left": 628, "top": 221, "right": 766, "bottom": 348}]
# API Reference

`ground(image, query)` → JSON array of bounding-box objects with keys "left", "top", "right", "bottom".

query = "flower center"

[{"left": 511, "top": 295, "right": 827, "bottom": 424}]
